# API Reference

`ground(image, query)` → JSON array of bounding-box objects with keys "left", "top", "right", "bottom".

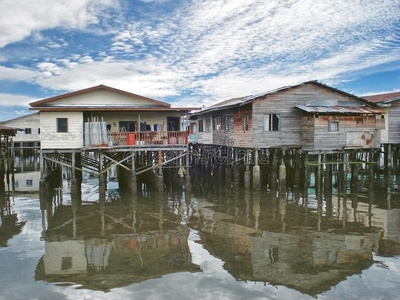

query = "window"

[
  {"left": 25, "top": 128, "right": 31, "bottom": 134},
  {"left": 356, "top": 118, "right": 363, "bottom": 124},
  {"left": 119, "top": 121, "right": 136, "bottom": 132},
  {"left": 214, "top": 117, "right": 222, "bottom": 131},
  {"left": 57, "top": 118, "right": 68, "bottom": 133},
  {"left": 225, "top": 116, "right": 234, "bottom": 132},
  {"left": 205, "top": 119, "right": 211, "bottom": 132},
  {"left": 26, "top": 179, "right": 33, "bottom": 187},
  {"left": 38, "top": 128, "right": 40, "bottom": 134},
  {"left": 263, "top": 114, "right": 280, "bottom": 131},
  {"left": 61, "top": 257, "right": 73, "bottom": 270},
  {"left": 243, "top": 113, "right": 249, "bottom": 131},
  {"left": 328, "top": 120, "right": 339, "bottom": 132},
  {"left": 198, "top": 120, "right": 204, "bottom": 132}
]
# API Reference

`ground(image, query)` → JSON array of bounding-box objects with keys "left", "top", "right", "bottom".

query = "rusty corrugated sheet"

[{"left": 295, "top": 105, "right": 381, "bottom": 114}]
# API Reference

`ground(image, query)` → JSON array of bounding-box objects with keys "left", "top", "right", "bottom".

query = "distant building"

[
  {"left": 1, "top": 113, "right": 40, "bottom": 192},
  {"left": 363, "top": 91, "right": 400, "bottom": 144}
]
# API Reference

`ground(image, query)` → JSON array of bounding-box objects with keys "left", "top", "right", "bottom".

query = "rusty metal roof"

[
  {"left": 295, "top": 105, "right": 381, "bottom": 114},
  {"left": 196, "top": 80, "right": 375, "bottom": 114},
  {"left": 363, "top": 91, "right": 400, "bottom": 104}
]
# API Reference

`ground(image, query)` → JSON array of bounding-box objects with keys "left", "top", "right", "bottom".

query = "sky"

[{"left": 0, "top": 0, "right": 399, "bottom": 121}]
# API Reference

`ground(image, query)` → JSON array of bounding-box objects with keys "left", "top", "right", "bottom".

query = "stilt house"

[
  {"left": 28, "top": 85, "right": 199, "bottom": 192},
  {"left": 29, "top": 85, "right": 198, "bottom": 149},
  {"left": 190, "top": 81, "right": 383, "bottom": 152}
]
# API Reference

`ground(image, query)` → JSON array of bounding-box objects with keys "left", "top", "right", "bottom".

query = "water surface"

[{"left": 0, "top": 186, "right": 399, "bottom": 300}]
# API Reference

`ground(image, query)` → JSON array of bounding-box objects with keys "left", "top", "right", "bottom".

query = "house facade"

[
  {"left": 29, "top": 85, "right": 197, "bottom": 150},
  {"left": 1, "top": 112, "right": 41, "bottom": 144},
  {"left": 363, "top": 91, "right": 400, "bottom": 144},
  {"left": 190, "top": 81, "right": 383, "bottom": 152},
  {"left": 1, "top": 115, "right": 41, "bottom": 192}
]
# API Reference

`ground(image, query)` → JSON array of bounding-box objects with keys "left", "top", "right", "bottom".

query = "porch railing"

[{"left": 108, "top": 131, "right": 188, "bottom": 147}]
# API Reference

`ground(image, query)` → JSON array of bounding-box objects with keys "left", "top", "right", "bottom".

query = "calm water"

[{"left": 1, "top": 184, "right": 400, "bottom": 300}]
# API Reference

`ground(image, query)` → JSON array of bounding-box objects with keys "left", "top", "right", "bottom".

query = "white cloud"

[
  {"left": 1, "top": 0, "right": 399, "bottom": 107},
  {"left": 0, "top": 93, "right": 36, "bottom": 106},
  {"left": 33, "top": 57, "right": 187, "bottom": 99},
  {"left": 105, "top": 0, "right": 400, "bottom": 99},
  {"left": 0, "top": 0, "right": 119, "bottom": 48},
  {"left": 0, "top": 66, "right": 36, "bottom": 81}
]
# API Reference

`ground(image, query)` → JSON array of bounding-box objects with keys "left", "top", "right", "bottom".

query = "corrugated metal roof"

[
  {"left": 295, "top": 105, "right": 381, "bottom": 114},
  {"left": 197, "top": 80, "right": 374, "bottom": 114},
  {"left": 363, "top": 91, "right": 400, "bottom": 104}
]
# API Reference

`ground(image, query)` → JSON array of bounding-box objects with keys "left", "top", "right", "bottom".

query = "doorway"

[{"left": 167, "top": 117, "right": 180, "bottom": 131}]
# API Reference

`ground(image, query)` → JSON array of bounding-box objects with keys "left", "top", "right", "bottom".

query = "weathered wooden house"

[
  {"left": 190, "top": 81, "right": 383, "bottom": 152},
  {"left": 363, "top": 91, "right": 400, "bottom": 144}
]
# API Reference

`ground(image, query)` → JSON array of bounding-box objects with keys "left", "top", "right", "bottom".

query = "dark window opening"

[
  {"left": 61, "top": 257, "right": 73, "bottom": 270},
  {"left": 57, "top": 118, "right": 68, "bottom": 133},
  {"left": 243, "top": 113, "right": 249, "bottom": 131},
  {"left": 198, "top": 120, "right": 204, "bottom": 132},
  {"left": 328, "top": 120, "right": 339, "bottom": 132},
  {"left": 263, "top": 114, "right": 280, "bottom": 131},
  {"left": 167, "top": 117, "right": 180, "bottom": 131},
  {"left": 225, "top": 116, "right": 233, "bottom": 132},
  {"left": 119, "top": 121, "right": 136, "bottom": 132}
]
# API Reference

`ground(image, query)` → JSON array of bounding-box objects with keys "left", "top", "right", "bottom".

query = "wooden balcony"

[{"left": 108, "top": 131, "right": 188, "bottom": 147}]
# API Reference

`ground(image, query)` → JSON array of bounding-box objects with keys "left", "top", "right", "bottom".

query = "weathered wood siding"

[
  {"left": 252, "top": 84, "right": 371, "bottom": 149},
  {"left": 388, "top": 101, "right": 400, "bottom": 143},
  {"left": 300, "top": 114, "right": 315, "bottom": 150},
  {"left": 48, "top": 90, "right": 161, "bottom": 106},
  {"left": 194, "top": 112, "right": 213, "bottom": 144},
  {"left": 303, "top": 114, "right": 378, "bottom": 151},
  {"left": 233, "top": 104, "right": 252, "bottom": 148},
  {"left": 211, "top": 108, "right": 235, "bottom": 146},
  {"left": 40, "top": 112, "right": 83, "bottom": 149}
]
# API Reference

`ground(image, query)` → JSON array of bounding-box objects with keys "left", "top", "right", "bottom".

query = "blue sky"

[{"left": 0, "top": 0, "right": 399, "bottom": 121}]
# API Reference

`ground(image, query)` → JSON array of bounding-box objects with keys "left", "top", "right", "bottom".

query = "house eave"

[{"left": 29, "top": 107, "right": 200, "bottom": 112}]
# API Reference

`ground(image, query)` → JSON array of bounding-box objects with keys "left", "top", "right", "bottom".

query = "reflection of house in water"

[
  {"left": 35, "top": 197, "right": 200, "bottom": 291},
  {"left": 333, "top": 196, "right": 400, "bottom": 256},
  {"left": 194, "top": 192, "right": 382, "bottom": 296},
  {"left": 0, "top": 196, "right": 26, "bottom": 247}
]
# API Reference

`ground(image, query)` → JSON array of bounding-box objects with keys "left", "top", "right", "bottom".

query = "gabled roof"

[
  {"left": 1, "top": 112, "right": 39, "bottom": 123},
  {"left": 30, "top": 84, "right": 172, "bottom": 110},
  {"left": 197, "top": 81, "right": 373, "bottom": 114},
  {"left": 363, "top": 91, "right": 400, "bottom": 104}
]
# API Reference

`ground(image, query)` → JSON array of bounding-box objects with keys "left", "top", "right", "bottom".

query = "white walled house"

[
  {"left": 29, "top": 85, "right": 199, "bottom": 150},
  {"left": 1, "top": 113, "right": 41, "bottom": 191},
  {"left": 1, "top": 112, "right": 40, "bottom": 143}
]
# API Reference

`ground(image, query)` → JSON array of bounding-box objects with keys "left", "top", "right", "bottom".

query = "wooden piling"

[{"left": 252, "top": 149, "right": 261, "bottom": 191}]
